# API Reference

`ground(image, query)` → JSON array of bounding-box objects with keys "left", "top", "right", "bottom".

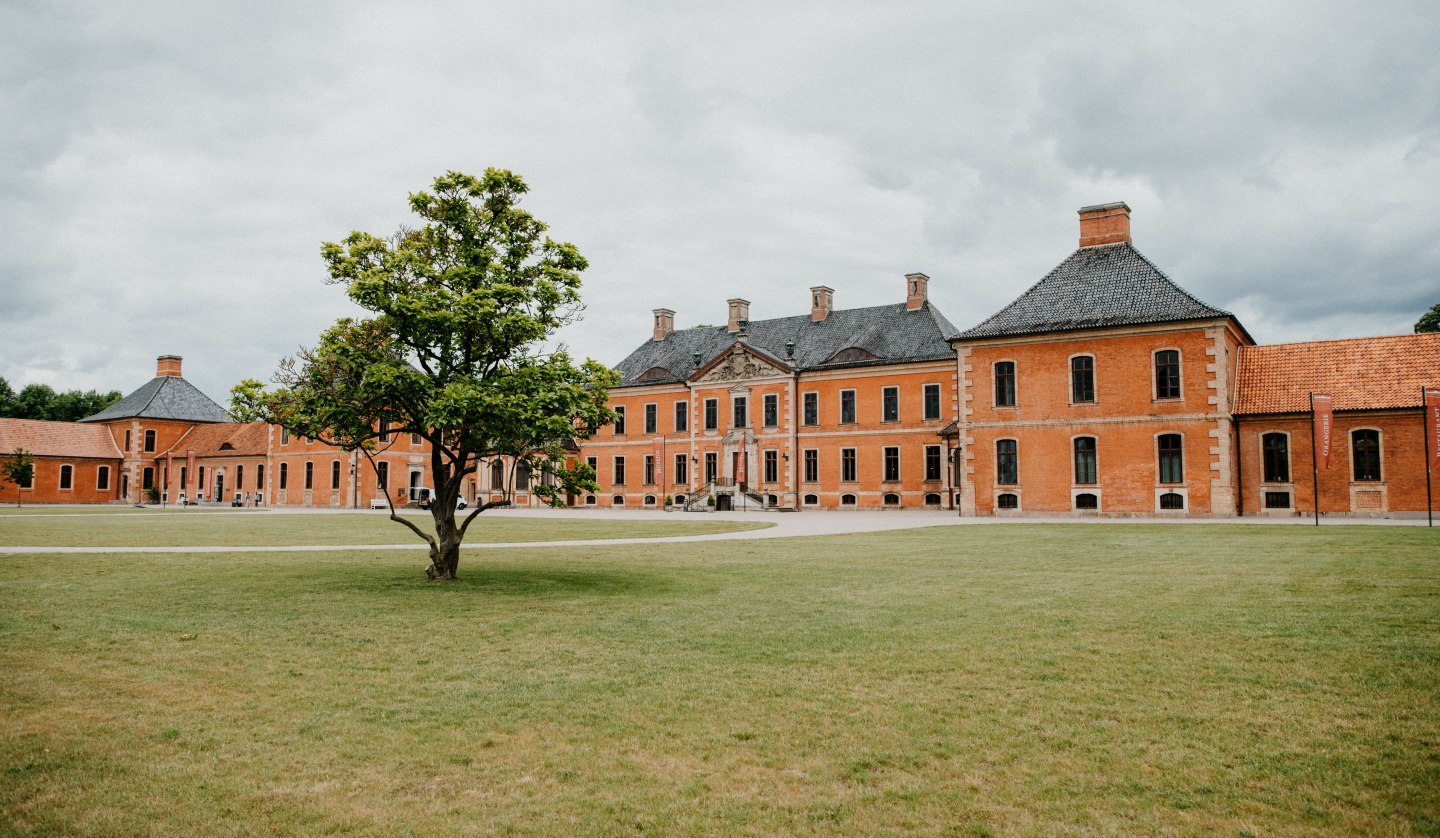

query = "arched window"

[
  {"left": 1074, "top": 493, "right": 1098, "bottom": 510},
  {"left": 59, "top": 464, "right": 73, "bottom": 490},
  {"left": 612, "top": 495, "right": 625, "bottom": 506},
  {"left": 643, "top": 495, "right": 656, "bottom": 506},
  {"left": 996, "top": 439, "right": 1018, "bottom": 485},
  {"left": 584, "top": 495, "right": 596, "bottom": 506},
  {"left": 883, "top": 493, "right": 901, "bottom": 506},
  {"left": 997, "top": 493, "right": 1018, "bottom": 510},
  {"left": 1070, "top": 356, "right": 1095, "bottom": 403},
  {"left": 331, "top": 460, "right": 341, "bottom": 490},
  {"left": 1262, "top": 433, "right": 1289, "bottom": 483},
  {"left": 1352, "top": 430, "right": 1381, "bottom": 481},
  {"left": 924, "top": 493, "right": 941, "bottom": 506},
  {"left": 1154, "top": 350, "right": 1181, "bottom": 399},
  {"left": 840, "top": 494, "right": 857, "bottom": 506},
  {"left": 1073, "top": 437, "right": 1097, "bottom": 485},
  {"left": 1159, "top": 492, "right": 1185, "bottom": 510},
  {"left": 803, "top": 494, "right": 819, "bottom": 506},
  {"left": 1157, "top": 434, "right": 1183, "bottom": 484}
]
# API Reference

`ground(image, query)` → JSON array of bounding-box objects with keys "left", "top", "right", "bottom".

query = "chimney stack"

[
  {"left": 727, "top": 298, "right": 750, "bottom": 334},
  {"left": 810, "top": 286, "right": 834, "bottom": 322},
  {"left": 156, "top": 355, "right": 183, "bottom": 377},
  {"left": 905, "top": 273, "right": 929, "bottom": 311},
  {"left": 1078, "top": 201, "right": 1131, "bottom": 248},
  {"left": 652, "top": 308, "right": 675, "bottom": 342}
]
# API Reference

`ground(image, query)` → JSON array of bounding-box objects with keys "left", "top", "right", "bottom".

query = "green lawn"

[
  {"left": 1, "top": 525, "right": 1437, "bottom": 835},
  {"left": 0, "top": 511, "right": 771, "bottom": 547}
]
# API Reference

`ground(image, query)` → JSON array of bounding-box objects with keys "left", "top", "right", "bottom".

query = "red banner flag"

[
  {"left": 736, "top": 449, "right": 747, "bottom": 485},
  {"left": 653, "top": 436, "right": 665, "bottom": 486},
  {"left": 165, "top": 451, "right": 173, "bottom": 489},
  {"left": 1312, "top": 393, "right": 1334, "bottom": 470},
  {"left": 187, "top": 450, "right": 196, "bottom": 489},
  {"left": 1426, "top": 388, "right": 1440, "bottom": 470}
]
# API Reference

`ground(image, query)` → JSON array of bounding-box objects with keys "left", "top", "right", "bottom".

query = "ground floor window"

[
  {"left": 1159, "top": 492, "right": 1185, "bottom": 510},
  {"left": 1352, "top": 429, "right": 1381, "bottom": 481},
  {"left": 803, "top": 494, "right": 819, "bottom": 505},
  {"left": 924, "top": 493, "right": 941, "bottom": 506},
  {"left": 1264, "top": 491, "right": 1291, "bottom": 509},
  {"left": 841, "top": 494, "right": 856, "bottom": 505},
  {"left": 997, "top": 492, "right": 1018, "bottom": 510},
  {"left": 59, "top": 464, "right": 73, "bottom": 490},
  {"left": 883, "top": 492, "right": 901, "bottom": 506},
  {"left": 1075, "top": 492, "right": 1098, "bottom": 510}
]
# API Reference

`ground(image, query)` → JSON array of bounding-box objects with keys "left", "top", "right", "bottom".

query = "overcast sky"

[{"left": 3, "top": 0, "right": 1438, "bottom": 401}]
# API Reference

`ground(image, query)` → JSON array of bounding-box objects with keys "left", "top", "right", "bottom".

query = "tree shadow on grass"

[{"left": 370, "top": 564, "right": 675, "bottom": 600}]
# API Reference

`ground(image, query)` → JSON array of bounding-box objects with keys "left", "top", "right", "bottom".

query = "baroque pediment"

[{"left": 694, "top": 343, "right": 788, "bottom": 383}]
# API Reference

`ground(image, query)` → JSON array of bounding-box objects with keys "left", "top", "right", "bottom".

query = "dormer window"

[{"left": 823, "top": 346, "right": 879, "bottom": 365}]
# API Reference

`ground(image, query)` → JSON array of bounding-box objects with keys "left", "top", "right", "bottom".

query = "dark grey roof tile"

[{"left": 80, "top": 376, "right": 232, "bottom": 423}]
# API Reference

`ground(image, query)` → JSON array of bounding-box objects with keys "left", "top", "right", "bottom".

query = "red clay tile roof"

[
  {"left": 1235, "top": 332, "right": 1440, "bottom": 415},
  {"left": 0, "top": 418, "right": 122, "bottom": 459},
  {"left": 166, "top": 422, "right": 270, "bottom": 457}
]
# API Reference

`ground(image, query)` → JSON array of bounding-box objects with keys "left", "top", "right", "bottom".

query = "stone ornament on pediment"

[{"left": 697, "top": 345, "right": 786, "bottom": 383}]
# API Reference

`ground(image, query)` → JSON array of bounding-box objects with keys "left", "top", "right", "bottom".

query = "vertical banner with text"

[
  {"left": 1312, "top": 393, "right": 1334, "bottom": 470},
  {"left": 653, "top": 436, "right": 664, "bottom": 488},
  {"left": 736, "top": 449, "right": 747, "bottom": 486},
  {"left": 1426, "top": 388, "right": 1440, "bottom": 470}
]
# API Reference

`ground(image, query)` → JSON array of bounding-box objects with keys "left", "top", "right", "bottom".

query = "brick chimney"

[
  {"left": 1078, "top": 201, "right": 1131, "bottom": 248},
  {"left": 727, "top": 298, "right": 750, "bottom": 334},
  {"left": 652, "top": 308, "right": 675, "bottom": 342},
  {"left": 156, "top": 355, "right": 183, "bottom": 377},
  {"left": 810, "top": 286, "right": 834, "bottom": 322},
  {"left": 905, "top": 273, "right": 929, "bottom": 311}
]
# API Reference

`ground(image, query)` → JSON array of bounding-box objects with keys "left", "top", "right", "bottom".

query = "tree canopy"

[
  {"left": 0, "top": 378, "right": 121, "bottom": 422},
  {"left": 1416, "top": 303, "right": 1440, "bottom": 333},
  {"left": 243, "top": 169, "right": 617, "bottom": 580},
  {"left": 1, "top": 448, "right": 35, "bottom": 507}
]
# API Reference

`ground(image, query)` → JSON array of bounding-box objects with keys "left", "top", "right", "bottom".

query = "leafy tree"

[
  {"left": 1, "top": 448, "right": 35, "bottom": 507},
  {"left": 228, "top": 379, "right": 267, "bottom": 422},
  {"left": 1416, "top": 303, "right": 1440, "bottom": 334},
  {"left": 0, "top": 380, "right": 121, "bottom": 421},
  {"left": 248, "top": 169, "right": 617, "bottom": 580}
]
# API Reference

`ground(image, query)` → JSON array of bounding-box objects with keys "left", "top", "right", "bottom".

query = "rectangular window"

[
  {"left": 491, "top": 461, "right": 506, "bottom": 490},
  {"left": 143, "top": 467, "right": 155, "bottom": 490},
  {"left": 124, "top": 429, "right": 132, "bottom": 451},
  {"left": 198, "top": 466, "right": 205, "bottom": 490},
  {"left": 923, "top": 384, "right": 941, "bottom": 420},
  {"left": 305, "top": 461, "right": 314, "bottom": 490},
  {"left": 763, "top": 450, "right": 778, "bottom": 483},
  {"left": 883, "top": 447, "right": 900, "bottom": 481},
  {"left": 1158, "top": 434, "right": 1184, "bottom": 484},
  {"left": 613, "top": 406, "right": 625, "bottom": 435},
  {"left": 1074, "top": 437, "right": 1097, "bottom": 485},
  {"left": 881, "top": 387, "right": 899, "bottom": 422},
  {"left": 59, "top": 464, "right": 73, "bottom": 490},
  {"left": 378, "top": 421, "right": 390, "bottom": 442},
  {"left": 994, "top": 362, "right": 1016, "bottom": 407},
  {"left": 704, "top": 452, "right": 717, "bottom": 483},
  {"left": 256, "top": 464, "right": 264, "bottom": 490},
  {"left": 704, "top": 399, "right": 718, "bottom": 430},
  {"left": 674, "top": 453, "right": 687, "bottom": 485},
  {"left": 924, "top": 446, "right": 941, "bottom": 481},
  {"left": 803, "top": 449, "right": 818, "bottom": 482},
  {"left": 236, "top": 465, "right": 245, "bottom": 492},
  {"left": 996, "top": 439, "right": 1018, "bottom": 485},
  {"left": 802, "top": 392, "right": 818, "bottom": 426},
  {"left": 281, "top": 428, "right": 290, "bottom": 445},
  {"left": 331, "top": 460, "right": 341, "bottom": 490},
  {"left": 1264, "top": 491, "right": 1291, "bottom": 509},
  {"left": 1155, "top": 350, "right": 1181, "bottom": 399},
  {"left": 840, "top": 390, "right": 856, "bottom": 424},
  {"left": 1352, "top": 430, "right": 1381, "bottom": 481},
  {"left": 97, "top": 466, "right": 110, "bottom": 491},
  {"left": 674, "top": 401, "right": 688, "bottom": 432},
  {"left": 377, "top": 462, "right": 388, "bottom": 490},
  {"left": 841, "top": 448, "right": 857, "bottom": 482},
  {"left": 586, "top": 456, "right": 597, "bottom": 477},
  {"left": 644, "top": 455, "right": 655, "bottom": 485},
  {"left": 516, "top": 463, "right": 531, "bottom": 491},
  {"left": 732, "top": 396, "right": 747, "bottom": 429},
  {"left": 613, "top": 456, "right": 626, "bottom": 486},
  {"left": 1071, "top": 356, "right": 1095, "bottom": 403},
  {"left": 1262, "top": 433, "right": 1290, "bottom": 483},
  {"left": 144, "top": 430, "right": 156, "bottom": 452},
  {"left": 279, "top": 463, "right": 288, "bottom": 490},
  {"left": 763, "top": 394, "right": 778, "bottom": 427},
  {"left": 644, "top": 403, "right": 657, "bottom": 434},
  {"left": 410, "top": 433, "right": 422, "bottom": 446}
]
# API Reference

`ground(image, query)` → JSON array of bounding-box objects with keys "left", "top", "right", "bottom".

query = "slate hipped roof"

[
  {"left": 1234, "top": 333, "right": 1440, "bottom": 415},
  {"left": 79, "top": 374, "right": 232, "bottom": 424},
  {"left": 614, "top": 302, "right": 961, "bottom": 387},
  {"left": 956, "top": 243, "right": 1232, "bottom": 340}
]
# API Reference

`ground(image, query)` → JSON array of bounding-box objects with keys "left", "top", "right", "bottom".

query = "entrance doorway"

[{"left": 716, "top": 494, "right": 732, "bottom": 511}]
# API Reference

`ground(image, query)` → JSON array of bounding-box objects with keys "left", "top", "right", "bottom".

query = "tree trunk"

[{"left": 425, "top": 540, "right": 461, "bottom": 580}]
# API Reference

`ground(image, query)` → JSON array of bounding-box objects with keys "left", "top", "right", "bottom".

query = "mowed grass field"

[
  {"left": 1, "top": 524, "right": 1437, "bottom": 835},
  {"left": 0, "top": 509, "right": 771, "bottom": 547}
]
